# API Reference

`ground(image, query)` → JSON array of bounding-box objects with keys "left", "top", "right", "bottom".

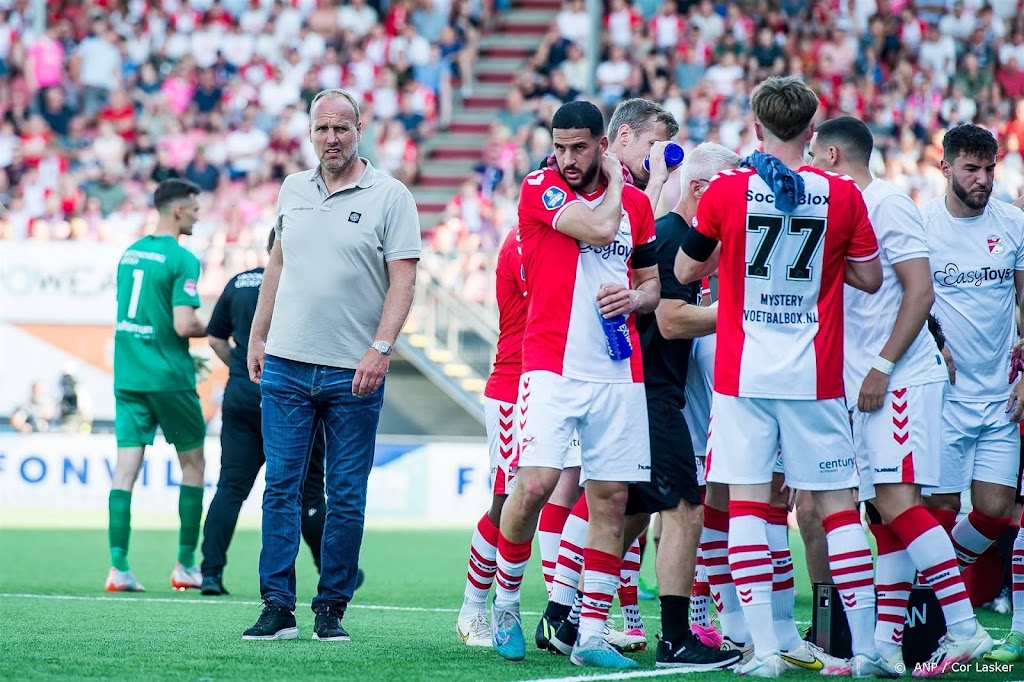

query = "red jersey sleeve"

[
  {"left": 842, "top": 181, "right": 880, "bottom": 262},
  {"left": 517, "top": 169, "right": 580, "bottom": 237}
]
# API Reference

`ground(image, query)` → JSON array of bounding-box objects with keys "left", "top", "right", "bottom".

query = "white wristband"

[{"left": 872, "top": 356, "right": 895, "bottom": 376}]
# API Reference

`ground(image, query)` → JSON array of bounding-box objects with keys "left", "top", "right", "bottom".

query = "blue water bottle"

[
  {"left": 643, "top": 142, "right": 685, "bottom": 172},
  {"left": 599, "top": 311, "right": 633, "bottom": 361}
]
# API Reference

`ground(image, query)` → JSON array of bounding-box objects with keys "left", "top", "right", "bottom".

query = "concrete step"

[
  {"left": 463, "top": 93, "right": 507, "bottom": 109},
  {"left": 477, "top": 57, "right": 528, "bottom": 74},
  {"left": 429, "top": 147, "right": 485, "bottom": 161},
  {"left": 448, "top": 120, "right": 492, "bottom": 134},
  {"left": 479, "top": 33, "right": 545, "bottom": 49},
  {"left": 499, "top": 8, "right": 559, "bottom": 22}
]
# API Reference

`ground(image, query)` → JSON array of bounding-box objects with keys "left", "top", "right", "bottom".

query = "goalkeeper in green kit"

[{"left": 107, "top": 179, "right": 209, "bottom": 592}]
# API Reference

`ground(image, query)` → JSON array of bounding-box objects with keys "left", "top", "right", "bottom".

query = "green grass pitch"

[{"left": 0, "top": 527, "right": 1020, "bottom": 681}]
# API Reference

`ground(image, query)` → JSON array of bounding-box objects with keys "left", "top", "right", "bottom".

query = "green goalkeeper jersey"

[{"left": 113, "top": 235, "right": 202, "bottom": 392}]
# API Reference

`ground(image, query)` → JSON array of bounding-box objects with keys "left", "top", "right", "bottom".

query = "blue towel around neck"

[{"left": 741, "top": 150, "right": 806, "bottom": 213}]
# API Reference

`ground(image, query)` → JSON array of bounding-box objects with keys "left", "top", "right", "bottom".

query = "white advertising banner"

[
  {"left": 0, "top": 242, "right": 123, "bottom": 324},
  {"left": 0, "top": 434, "right": 492, "bottom": 529}
]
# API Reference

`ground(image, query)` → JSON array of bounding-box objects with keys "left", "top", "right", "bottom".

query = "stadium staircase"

[{"left": 403, "top": 0, "right": 559, "bottom": 424}]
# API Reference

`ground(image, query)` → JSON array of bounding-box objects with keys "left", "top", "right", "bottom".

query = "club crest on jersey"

[
  {"left": 542, "top": 187, "right": 567, "bottom": 210},
  {"left": 988, "top": 235, "right": 1005, "bottom": 255}
]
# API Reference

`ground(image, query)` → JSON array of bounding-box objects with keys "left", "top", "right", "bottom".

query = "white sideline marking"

[
  {"left": 0, "top": 592, "right": 659, "bottom": 619},
  {"left": 515, "top": 670, "right": 709, "bottom": 682}
]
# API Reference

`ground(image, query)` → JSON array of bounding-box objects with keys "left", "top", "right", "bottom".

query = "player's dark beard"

[
  {"left": 951, "top": 174, "right": 991, "bottom": 210},
  {"left": 562, "top": 157, "right": 601, "bottom": 190}
]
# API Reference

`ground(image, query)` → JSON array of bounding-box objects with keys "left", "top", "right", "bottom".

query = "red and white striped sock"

[
  {"left": 538, "top": 502, "right": 574, "bottom": 596},
  {"left": 766, "top": 506, "right": 801, "bottom": 651},
  {"left": 462, "top": 512, "right": 499, "bottom": 610},
  {"left": 1012, "top": 524, "right": 1024, "bottom": 633},
  {"left": 869, "top": 523, "right": 914, "bottom": 659},
  {"left": 824, "top": 509, "right": 877, "bottom": 659},
  {"left": 494, "top": 532, "right": 532, "bottom": 610},
  {"left": 951, "top": 509, "right": 1011, "bottom": 571},
  {"left": 705, "top": 504, "right": 751, "bottom": 644},
  {"left": 729, "top": 500, "right": 778, "bottom": 657},
  {"left": 550, "top": 494, "right": 588, "bottom": 607},
  {"left": 578, "top": 548, "right": 622, "bottom": 644},
  {"left": 619, "top": 537, "right": 642, "bottom": 630},
  {"left": 891, "top": 505, "right": 976, "bottom": 637},
  {"left": 691, "top": 541, "right": 712, "bottom": 629}
]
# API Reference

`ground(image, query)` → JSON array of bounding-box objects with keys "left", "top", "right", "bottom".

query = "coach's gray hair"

[
  {"left": 309, "top": 88, "right": 362, "bottom": 121},
  {"left": 679, "top": 143, "right": 742, "bottom": 190},
  {"left": 607, "top": 98, "right": 680, "bottom": 140}
]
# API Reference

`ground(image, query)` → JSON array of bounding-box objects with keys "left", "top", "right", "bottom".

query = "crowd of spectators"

[
  {"left": 423, "top": 0, "right": 1024, "bottom": 310},
  {"left": 0, "top": 0, "right": 478, "bottom": 298}
]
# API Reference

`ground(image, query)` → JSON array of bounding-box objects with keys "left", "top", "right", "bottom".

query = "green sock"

[
  {"left": 108, "top": 489, "right": 132, "bottom": 571},
  {"left": 177, "top": 485, "right": 204, "bottom": 567}
]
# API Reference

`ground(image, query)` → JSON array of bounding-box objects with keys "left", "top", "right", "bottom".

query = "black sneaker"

[
  {"left": 656, "top": 634, "right": 743, "bottom": 669},
  {"left": 313, "top": 604, "right": 350, "bottom": 641},
  {"left": 549, "top": 618, "right": 578, "bottom": 656},
  {"left": 536, "top": 613, "right": 562, "bottom": 650},
  {"left": 242, "top": 602, "right": 298, "bottom": 640},
  {"left": 201, "top": 575, "right": 229, "bottom": 596}
]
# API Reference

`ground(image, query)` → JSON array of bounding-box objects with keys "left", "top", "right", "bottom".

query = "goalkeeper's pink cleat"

[
  {"left": 106, "top": 568, "right": 145, "bottom": 592},
  {"left": 691, "top": 622, "right": 724, "bottom": 649}
]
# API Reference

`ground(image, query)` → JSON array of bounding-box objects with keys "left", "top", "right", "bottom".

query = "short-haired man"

[
  {"left": 917, "top": 124, "right": 1024, "bottom": 664},
  {"left": 606, "top": 97, "right": 681, "bottom": 207},
  {"left": 243, "top": 89, "right": 420, "bottom": 641},
  {"left": 107, "top": 178, "right": 208, "bottom": 592},
  {"left": 676, "top": 76, "right": 889, "bottom": 677},
  {"left": 633, "top": 142, "right": 743, "bottom": 670},
  {"left": 811, "top": 116, "right": 993, "bottom": 672},
  {"left": 490, "top": 100, "right": 660, "bottom": 670}
]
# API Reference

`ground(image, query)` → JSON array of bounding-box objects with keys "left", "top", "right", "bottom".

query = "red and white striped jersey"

[
  {"left": 517, "top": 168, "right": 656, "bottom": 384},
  {"left": 692, "top": 166, "right": 879, "bottom": 400},
  {"left": 485, "top": 229, "right": 527, "bottom": 404}
]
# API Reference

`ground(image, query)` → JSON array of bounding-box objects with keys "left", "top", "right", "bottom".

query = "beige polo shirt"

[{"left": 266, "top": 160, "right": 421, "bottom": 370}]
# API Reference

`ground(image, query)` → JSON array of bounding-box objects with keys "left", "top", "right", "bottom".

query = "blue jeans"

[{"left": 258, "top": 355, "right": 384, "bottom": 611}]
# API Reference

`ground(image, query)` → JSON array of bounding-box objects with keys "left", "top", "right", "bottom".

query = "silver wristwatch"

[{"left": 371, "top": 340, "right": 393, "bottom": 356}]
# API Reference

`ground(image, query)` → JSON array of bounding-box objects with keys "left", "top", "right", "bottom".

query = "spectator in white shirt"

[
  {"left": 689, "top": 0, "right": 724, "bottom": 41},
  {"left": 338, "top": 0, "right": 379, "bottom": 38},
  {"left": 938, "top": 2, "right": 976, "bottom": 41},
  {"left": 703, "top": 51, "right": 744, "bottom": 96},
  {"left": 77, "top": 22, "right": 122, "bottom": 116},
  {"left": 557, "top": 0, "right": 590, "bottom": 45},
  {"left": 225, "top": 111, "right": 270, "bottom": 181},
  {"left": 595, "top": 45, "right": 632, "bottom": 108},
  {"left": 918, "top": 23, "right": 957, "bottom": 89}
]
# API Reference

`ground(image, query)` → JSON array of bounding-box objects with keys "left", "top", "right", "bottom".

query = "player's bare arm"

[
  {"left": 675, "top": 223, "right": 719, "bottom": 284},
  {"left": 353, "top": 257, "right": 417, "bottom": 398},
  {"left": 555, "top": 153, "right": 624, "bottom": 247},
  {"left": 172, "top": 306, "right": 207, "bottom": 338},
  {"left": 642, "top": 140, "right": 672, "bottom": 211},
  {"left": 858, "top": 257, "right": 934, "bottom": 413},
  {"left": 1007, "top": 269, "right": 1024, "bottom": 421},
  {"left": 247, "top": 239, "right": 283, "bottom": 383},
  {"left": 208, "top": 336, "right": 232, "bottom": 366},
  {"left": 844, "top": 255, "right": 882, "bottom": 293},
  {"left": 655, "top": 298, "right": 716, "bottom": 340},
  {"left": 596, "top": 264, "right": 658, "bottom": 318}
]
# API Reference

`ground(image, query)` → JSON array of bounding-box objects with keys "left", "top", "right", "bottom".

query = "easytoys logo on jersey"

[
  {"left": 580, "top": 240, "right": 633, "bottom": 261},
  {"left": 933, "top": 263, "right": 1013, "bottom": 287}
]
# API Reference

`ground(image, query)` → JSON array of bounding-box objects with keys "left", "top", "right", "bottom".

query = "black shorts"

[{"left": 625, "top": 397, "right": 701, "bottom": 515}]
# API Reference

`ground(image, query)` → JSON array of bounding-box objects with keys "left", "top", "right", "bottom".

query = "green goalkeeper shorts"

[{"left": 114, "top": 389, "right": 206, "bottom": 451}]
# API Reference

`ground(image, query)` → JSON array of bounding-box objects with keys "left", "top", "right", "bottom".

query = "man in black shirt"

[
  {"left": 199, "top": 230, "right": 337, "bottom": 595},
  {"left": 628, "top": 143, "right": 740, "bottom": 669}
]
